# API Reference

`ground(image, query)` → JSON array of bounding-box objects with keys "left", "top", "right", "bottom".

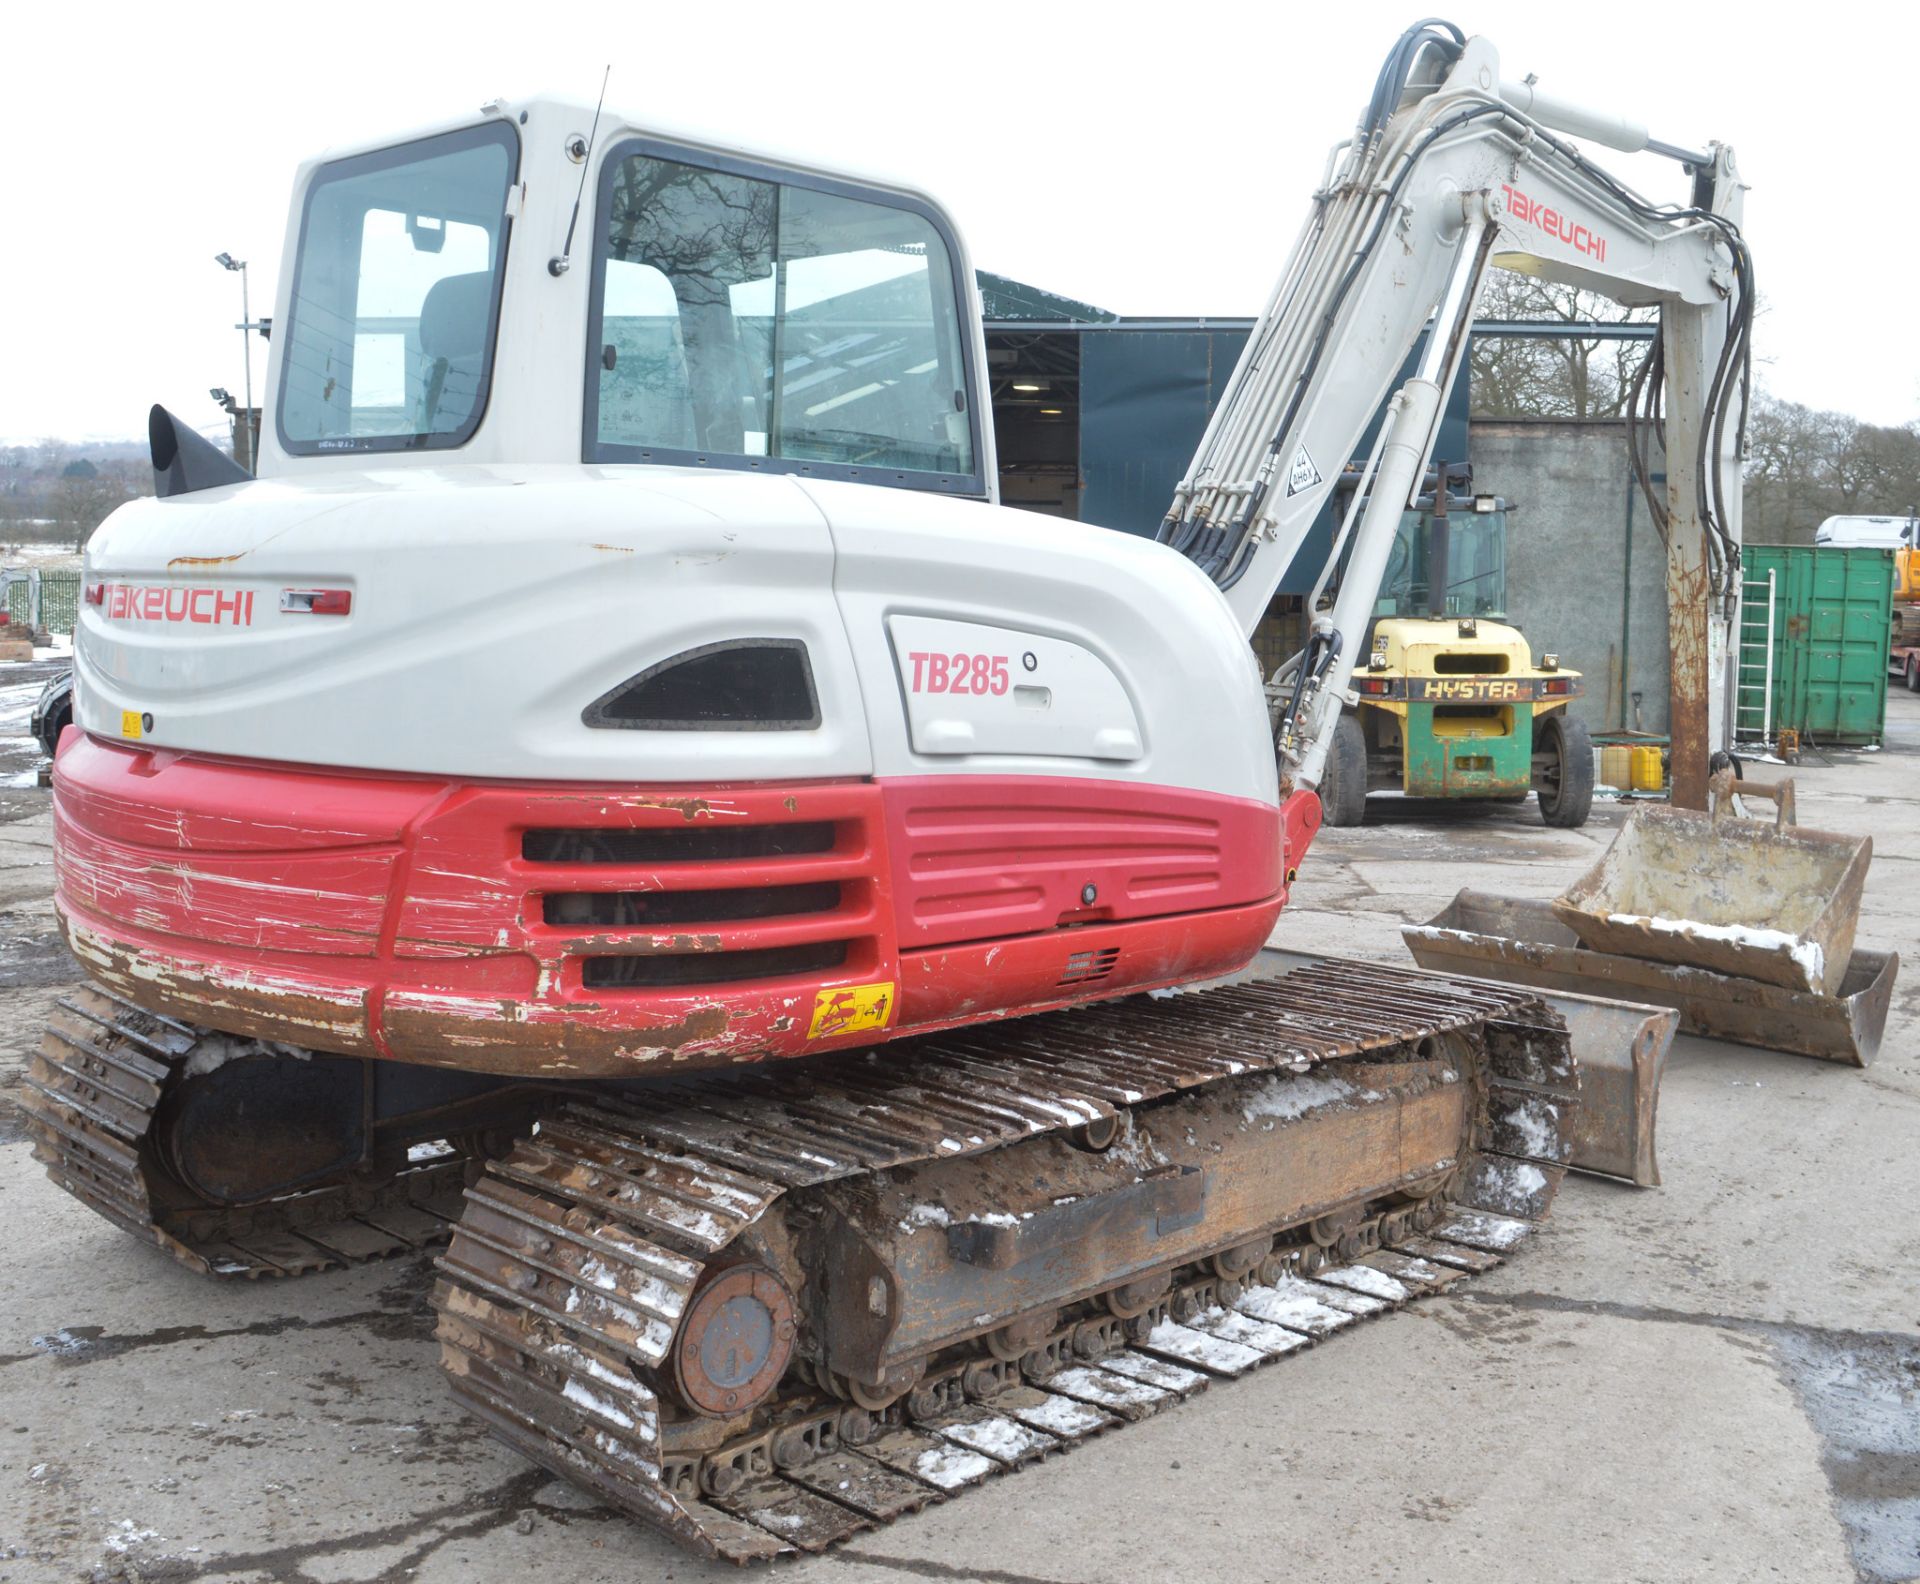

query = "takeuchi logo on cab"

[{"left": 98, "top": 584, "right": 256, "bottom": 626}]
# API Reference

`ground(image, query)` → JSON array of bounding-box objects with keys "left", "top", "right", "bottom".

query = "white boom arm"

[{"left": 1158, "top": 23, "right": 1750, "bottom": 803}]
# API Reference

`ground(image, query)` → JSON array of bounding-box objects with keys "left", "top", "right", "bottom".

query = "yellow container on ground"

[
  {"left": 1600, "top": 745, "right": 1632, "bottom": 789},
  {"left": 1630, "top": 744, "right": 1664, "bottom": 791}
]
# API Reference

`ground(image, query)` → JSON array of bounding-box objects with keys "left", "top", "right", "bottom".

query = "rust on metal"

[
  {"left": 19, "top": 986, "right": 476, "bottom": 1277},
  {"left": 1250, "top": 945, "right": 1672, "bottom": 1187},
  {"left": 1550, "top": 807, "right": 1871, "bottom": 997},
  {"left": 674, "top": 1265, "right": 799, "bottom": 1418},
  {"left": 30, "top": 952, "right": 1591, "bottom": 1561},
  {"left": 60, "top": 917, "right": 378, "bottom": 1056},
  {"left": 427, "top": 965, "right": 1578, "bottom": 1562},
  {"left": 1405, "top": 889, "right": 1896, "bottom": 1067}
]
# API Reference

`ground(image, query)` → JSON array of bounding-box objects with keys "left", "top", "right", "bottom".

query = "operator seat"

[{"left": 415, "top": 271, "right": 495, "bottom": 432}]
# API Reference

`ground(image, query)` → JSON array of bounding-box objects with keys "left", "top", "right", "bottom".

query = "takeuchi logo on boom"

[{"left": 1500, "top": 183, "right": 1608, "bottom": 262}]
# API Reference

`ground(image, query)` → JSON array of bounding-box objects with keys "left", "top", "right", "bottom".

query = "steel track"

[
  {"left": 21, "top": 987, "right": 472, "bottom": 1277},
  {"left": 431, "top": 961, "right": 1579, "bottom": 1561}
]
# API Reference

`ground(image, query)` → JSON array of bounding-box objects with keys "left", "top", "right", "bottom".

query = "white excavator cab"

[{"left": 261, "top": 105, "right": 995, "bottom": 493}]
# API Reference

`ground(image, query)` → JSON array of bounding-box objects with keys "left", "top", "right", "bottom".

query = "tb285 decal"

[{"left": 907, "top": 651, "right": 1010, "bottom": 695}]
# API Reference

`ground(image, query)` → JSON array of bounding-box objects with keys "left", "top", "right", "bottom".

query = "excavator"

[{"left": 25, "top": 21, "right": 1752, "bottom": 1560}]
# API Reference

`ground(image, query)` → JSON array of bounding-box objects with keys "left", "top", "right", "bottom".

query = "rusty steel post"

[{"left": 1662, "top": 302, "right": 1713, "bottom": 810}]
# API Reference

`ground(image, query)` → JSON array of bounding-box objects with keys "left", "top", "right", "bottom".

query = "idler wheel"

[{"left": 672, "top": 1264, "right": 797, "bottom": 1418}]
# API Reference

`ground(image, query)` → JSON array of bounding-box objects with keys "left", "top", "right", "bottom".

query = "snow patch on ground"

[{"left": 103, "top": 1521, "right": 160, "bottom": 1554}]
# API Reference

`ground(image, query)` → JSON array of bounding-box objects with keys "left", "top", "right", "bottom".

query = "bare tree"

[
  {"left": 55, "top": 460, "right": 141, "bottom": 550},
  {"left": 1469, "top": 271, "right": 1656, "bottom": 419},
  {"left": 1743, "top": 393, "right": 1920, "bottom": 543}
]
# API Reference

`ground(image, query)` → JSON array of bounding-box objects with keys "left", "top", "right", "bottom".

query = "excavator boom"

[{"left": 1159, "top": 22, "right": 1750, "bottom": 795}]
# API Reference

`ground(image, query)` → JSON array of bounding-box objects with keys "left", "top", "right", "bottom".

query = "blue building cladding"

[
  {"left": 1075, "top": 328, "right": 1470, "bottom": 594},
  {"left": 1079, "top": 330, "right": 1249, "bottom": 538},
  {"left": 978, "top": 273, "right": 1473, "bottom": 597}
]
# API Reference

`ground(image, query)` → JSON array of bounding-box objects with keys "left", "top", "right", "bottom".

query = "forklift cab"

[{"left": 1373, "top": 497, "right": 1509, "bottom": 622}]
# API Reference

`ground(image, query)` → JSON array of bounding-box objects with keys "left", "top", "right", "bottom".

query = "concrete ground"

[{"left": 1, "top": 691, "right": 1915, "bottom": 1584}]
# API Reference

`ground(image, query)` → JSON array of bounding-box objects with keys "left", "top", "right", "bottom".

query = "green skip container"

[{"left": 1742, "top": 545, "right": 1891, "bottom": 746}]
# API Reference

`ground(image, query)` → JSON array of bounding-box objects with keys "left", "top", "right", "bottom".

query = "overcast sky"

[{"left": 5, "top": 0, "right": 1915, "bottom": 444}]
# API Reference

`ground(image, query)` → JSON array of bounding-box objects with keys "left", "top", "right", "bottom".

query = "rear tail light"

[
  {"left": 1542, "top": 677, "right": 1572, "bottom": 696},
  {"left": 280, "top": 589, "right": 352, "bottom": 616},
  {"left": 1357, "top": 677, "right": 1391, "bottom": 696}
]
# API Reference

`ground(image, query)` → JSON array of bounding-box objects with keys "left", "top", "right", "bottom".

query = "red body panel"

[
  {"left": 53, "top": 732, "right": 1312, "bottom": 1077},
  {"left": 882, "top": 774, "right": 1280, "bottom": 948}
]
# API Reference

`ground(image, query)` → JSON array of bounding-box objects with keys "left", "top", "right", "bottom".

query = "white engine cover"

[{"left": 76, "top": 465, "right": 1277, "bottom": 807}]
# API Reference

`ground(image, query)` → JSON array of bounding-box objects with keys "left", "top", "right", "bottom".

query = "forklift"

[{"left": 1317, "top": 464, "right": 1593, "bottom": 828}]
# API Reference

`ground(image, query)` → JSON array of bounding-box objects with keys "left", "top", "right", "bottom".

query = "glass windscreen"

[
  {"left": 1374, "top": 507, "right": 1509, "bottom": 618},
  {"left": 279, "top": 123, "right": 517, "bottom": 452},
  {"left": 589, "top": 151, "right": 975, "bottom": 483}
]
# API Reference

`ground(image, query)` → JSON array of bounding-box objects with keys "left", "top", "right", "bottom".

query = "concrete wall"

[{"left": 1470, "top": 418, "right": 1670, "bottom": 735}]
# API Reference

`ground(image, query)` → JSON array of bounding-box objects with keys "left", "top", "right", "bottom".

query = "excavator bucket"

[
  {"left": 1549, "top": 798, "right": 1870, "bottom": 998},
  {"left": 1404, "top": 890, "right": 1897, "bottom": 1068}
]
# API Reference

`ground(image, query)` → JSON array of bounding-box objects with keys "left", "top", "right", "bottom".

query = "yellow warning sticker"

[
  {"left": 120, "top": 710, "right": 143, "bottom": 740},
  {"left": 807, "top": 982, "right": 895, "bottom": 1040}
]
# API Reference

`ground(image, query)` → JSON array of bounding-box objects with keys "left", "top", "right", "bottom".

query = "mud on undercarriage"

[{"left": 23, "top": 961, "right": 1578, "bottom": 1562}]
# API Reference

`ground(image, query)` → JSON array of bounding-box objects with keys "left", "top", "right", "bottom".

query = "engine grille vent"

[
  {"left": 1059, "top": 947, "right": 1121, "bottom": 986},
  {"left": 523, "top": 822, "right": 836, "bottom": 865},
  {"left": 544, "top": 882, "right": 841, "bottom": 928},
  {"left": 583, "top": 639, "right": 820, "bottom": 731},
  {"left": 583, "top": 940, "right": 848, "bottom": 990}
]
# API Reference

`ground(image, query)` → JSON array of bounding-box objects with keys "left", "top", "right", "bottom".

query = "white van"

[{"left": 1815, "top": 513, "right": 1917, "bottom": 549}]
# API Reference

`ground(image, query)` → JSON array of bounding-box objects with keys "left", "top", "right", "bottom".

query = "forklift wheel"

[
  {"left": 1536, "top": 713, "right": 1594, "bottom": 829},
  {"left": 1320, "top": 712, "right": 1368, "bottom": 827},
  {"left": 1907, "top": 654, "right": 1918, "bottom": 693}
]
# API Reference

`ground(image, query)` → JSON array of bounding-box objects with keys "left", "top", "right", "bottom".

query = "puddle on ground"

[
  {"left": 0, "top": 923, "right": 79, "bottom": 986},
  {"left": 1772, "top": 1325, "right": 1920, "bottom": 1584}
]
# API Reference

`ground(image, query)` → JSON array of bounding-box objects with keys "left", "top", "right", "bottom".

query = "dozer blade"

[
  {"left": 1550, "top": 803, "right": 1871, "bottom": 997},
  {"left": 1405, "top": 890, "right": 1897, "bottom": 1069},
  {"left": 1249, "top": 947, "right": 1674, "bottom": 1187},
  {"left": 432, "top": 962, "right": 1579, "bottom": 1562}
]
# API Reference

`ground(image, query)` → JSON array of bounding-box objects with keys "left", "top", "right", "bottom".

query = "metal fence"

[{"left": 6, "top": 570, "right": 82, "bottom": 635}]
